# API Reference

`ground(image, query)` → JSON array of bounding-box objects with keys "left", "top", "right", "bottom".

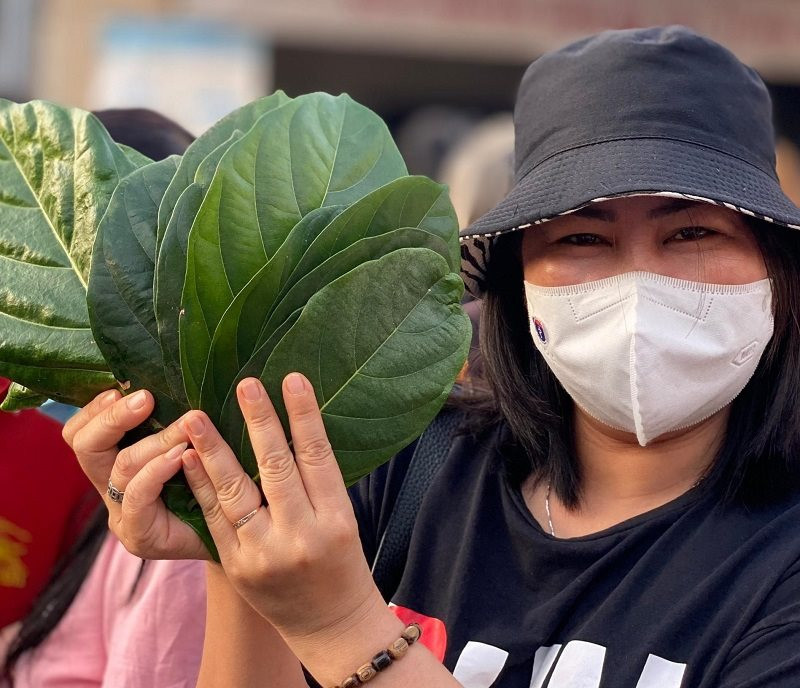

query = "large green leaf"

[
  {"left": 247, "top": 248, "right": 470, "bottom": 484},
  {"left": 0, "top": 382, "right": 47, "bottom": 411},
  {"left": 253, "top": 177, "right": 458, "bottom": 345},
  {"left": 259, "top": 226, "right": 452, "bottom": 352},
  {"left": 207, "top": 206, "right": 345, "bottom": 390},
  {"left": 205, "top": 222, "right": 453, "bottom": 436},
  {"left": 117, "top": 143, "right": 154, "bottom": 170},
  {"left": 288, "top": 176, "right": 460, "bottom": 277},
  {"left": 211, "top": 228, "right": 458, "bottom": 474},
  {"left": 0, "top": 100, "right": 140, "bottom": 404},
  {"left": 156, "top": 91, "right": 290, "bottom": 253},
  {"left": 87, "top": 156, "right": 187, "bottom": 427},
  {"left": 153, "top": 99, "right": 291, "bottom": 403},
  {"left": 179, "top": 93, "right": 408, "bottom": 406},
  {"left": 194, "top": 207, "right": 346, "bottom": 438},
  {"left": 153, "top": 131, "right": 245, "bottom": 403},
  {"left": 194, "top": 131, "right": 243, "bottom": 186},
  {"left": 154, "top": 184, "right": 203, "bottom": 403}
]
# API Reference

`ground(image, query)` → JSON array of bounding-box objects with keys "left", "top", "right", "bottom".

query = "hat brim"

[{"left": 459, "top": 137, "right": 800, "bottom": 296}]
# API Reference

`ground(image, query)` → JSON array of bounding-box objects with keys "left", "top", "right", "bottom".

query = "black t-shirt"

[{"left": 349, "top": 424, "right": 800, "bottom": 688}]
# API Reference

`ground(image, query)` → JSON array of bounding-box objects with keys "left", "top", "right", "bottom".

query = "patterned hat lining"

[{"left": 459, "top": 191, "right": 800, "bottom": 296}]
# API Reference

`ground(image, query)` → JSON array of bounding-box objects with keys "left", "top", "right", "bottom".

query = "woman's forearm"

[
  {"left": 289, "top": 597, "right": 463, "bottom": 688},
  {"left": 181, "top": 376, "right": 463, "bottom": 688},
  {"left": 197, "top": 563, "right": 307, "bottom": 688},
  {"left": 199, "top": 566, "right": 461, "bottom": 688}
]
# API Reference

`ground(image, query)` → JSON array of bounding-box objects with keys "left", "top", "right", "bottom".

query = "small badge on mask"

[
  {"left": 532, "top": 317, "right": 547, "bottom": 344},
  {"left": 732, "top": 340, "right": 759, "bottom": 367}
]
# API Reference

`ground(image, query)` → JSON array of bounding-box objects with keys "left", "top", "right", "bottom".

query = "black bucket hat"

[{"left": 460, "top": 25, "right": 800, "bottom": 296}]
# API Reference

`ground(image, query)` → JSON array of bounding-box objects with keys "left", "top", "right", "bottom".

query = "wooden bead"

[
  {"left": 356, "top": 663, "right": 377, "bottom": 681},
  {"left": 371, "top": 650, "right": 393, "bottom": 671},
  {"left": 388, "top": 637, "right": 409, "bottom": 659},
  {"left": 330, "top": 624, "right": 421, "bottom": 688},
  {"left": 402, "top": 623, "right": 421, "bottom": 644}
]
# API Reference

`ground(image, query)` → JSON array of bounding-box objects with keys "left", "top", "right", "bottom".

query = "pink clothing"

[{"left": 7, "top": 534, "right": 206, "bottom": 688}]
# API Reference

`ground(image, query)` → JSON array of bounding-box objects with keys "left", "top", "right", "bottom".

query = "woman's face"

[{"left": 522, "top": 196, "right": 767, "bottom": 286}]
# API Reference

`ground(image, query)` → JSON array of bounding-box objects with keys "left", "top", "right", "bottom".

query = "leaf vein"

[
  {"left": 0, "top": 119, "right": 88, "bottom": 291},
  {"left": 318, "top": 285, "right": 436, "bottom": 415},
  {"left": 320, "top": 105, "right": 345, "bottom": 204}
]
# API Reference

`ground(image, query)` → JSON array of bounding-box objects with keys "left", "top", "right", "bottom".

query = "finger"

[
  {"left": 70, "top": 390, "right": 155, "bottom": 494},
  {"left": 282, "top": 373, "right": 349, "bottom": 512},
  {"left": 183, "top": 411, "right": 266, "bottom": 530},
  {"left": 121, "top": 443, "right": 210, "bottom": 560},
  {"left": 237, "top": 378, "right": 312, "bottom": 524},
  {"left": 109, "top": 417, "right": 190, "bottom": 494},
  {"left": 62, "top": 388, "right": 121, "bottom": 446},
  {"left": 183, "top": 449, "right": 266, "bottom": 552}
]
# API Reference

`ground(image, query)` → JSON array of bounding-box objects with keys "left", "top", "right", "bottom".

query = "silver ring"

[
  {"left": 107, "top": 479, "right": 124, "bottom": 504},
  {"left": 232, "top": 508, "right": 259, "bottom": 529}
]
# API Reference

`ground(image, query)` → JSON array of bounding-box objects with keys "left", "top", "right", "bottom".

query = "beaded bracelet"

[{"left": 330, "top": 623, "right": 422, "bottom": 688}]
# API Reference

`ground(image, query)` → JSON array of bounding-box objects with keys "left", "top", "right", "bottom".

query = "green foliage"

[
  {"left": 0, "top": 382, "right": 48, "bottom": 411},
  {"left": 87, "top": 156, "right": 186, "bottom": 428},
  {"left": 0, "top": 93, "right": 471, "bottom": 555},
  {"left": 0, "top": 100, "right": 144, "bottom": 408}
]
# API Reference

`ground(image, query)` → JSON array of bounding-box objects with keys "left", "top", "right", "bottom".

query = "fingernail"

[
  {"left": 187, "top": 415, "right": 205, "bottom": 436},
  {"left": 241, "top": 379, "right": 262, "bottom": 402},
  {"left": 286, "top": 373, "right": 305, "bottom": 396},
  {"left": 126, "top": 391, "right": 146, "bottom": 410},
  {"left": 182, "top": 451, "right": 198, "bottom": 471},
  {"left": 165, "top": 442, "right": 188, "bottom": 462},
  {"left": 101, "top": 390, "right": 118, "bottom": 406}
]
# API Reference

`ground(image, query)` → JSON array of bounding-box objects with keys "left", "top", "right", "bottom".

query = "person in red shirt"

[{"left": 0, "top": 378, "right": 97, "bottom": 630}]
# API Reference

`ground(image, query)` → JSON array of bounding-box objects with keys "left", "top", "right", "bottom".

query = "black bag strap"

[{"left": 371, "top": 406, "right": 462, "bottom": 600}]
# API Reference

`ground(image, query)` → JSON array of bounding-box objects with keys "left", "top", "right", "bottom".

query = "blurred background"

[{"left": 2, "top": 0, "right": 800, "bottom": 217}]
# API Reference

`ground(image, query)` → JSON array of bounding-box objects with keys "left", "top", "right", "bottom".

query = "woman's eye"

[
  {"left": 669, "top": 226, "right": 717, "bottom": 242},
  {"left": 557, "top": 233, "right": 609, "bottom": 246}
]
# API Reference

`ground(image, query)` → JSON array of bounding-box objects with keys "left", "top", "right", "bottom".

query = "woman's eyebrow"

[
  {"left": 570, "top": 206, "right": 616, "bottom": 221},
  {"left": 646, "top": 199, "right": 701, "bottom": 219},
  {"left": 570, "top": 199, "right": 703, "bottom": 222}
]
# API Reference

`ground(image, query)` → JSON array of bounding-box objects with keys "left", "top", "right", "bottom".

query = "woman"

[{"left": 63, "top": 26, "right": 800, "bottom": 687}]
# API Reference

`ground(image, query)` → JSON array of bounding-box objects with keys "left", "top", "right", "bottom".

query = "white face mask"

[{"left": 524, "top": 272, "right": 774, "bottom": 446}]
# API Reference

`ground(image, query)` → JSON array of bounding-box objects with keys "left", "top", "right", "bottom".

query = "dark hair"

[
  {"left": 92, "top": 108, "right": 194, "bottom": 161},
  {"left": 476, "top": 218, "right": 800, "bottom": 508},
  {"left": 2, "top": 505, "right": 107, "bottom": 676}
]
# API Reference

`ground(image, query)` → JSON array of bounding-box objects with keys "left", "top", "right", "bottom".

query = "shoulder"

[
  {"left": 349, "top": 410, "right": 504, "bottom": 558},
  {"left": 718, "top": 508, "right": 800, "bottom": 687},
  {"left": 350, "top": 409, "right": 502, "bottom": 514}
]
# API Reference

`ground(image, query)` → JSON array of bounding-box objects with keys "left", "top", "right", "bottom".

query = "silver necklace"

[
  {"left": 545, "top": 482, "right": 556, "bottom": 536},
  {"left": 545, "top": 476, "right": 704, "bottom": 537}
]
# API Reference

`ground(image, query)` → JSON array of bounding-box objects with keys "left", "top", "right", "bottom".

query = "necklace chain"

[{"left": 545, "top": 482, "right": 556, "bottom": 536}]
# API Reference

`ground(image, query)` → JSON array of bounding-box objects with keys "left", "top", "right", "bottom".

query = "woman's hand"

[
  {"left": 62, "top": 388, "right": 210, "bottom": 560},
  {"left": 180, "top": 372, "right": 391, "bottom": 648}
]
